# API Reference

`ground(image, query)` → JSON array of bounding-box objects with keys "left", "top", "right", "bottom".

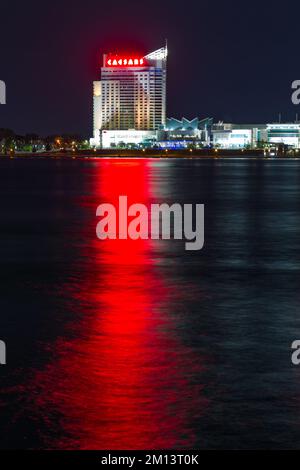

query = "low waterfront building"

[
  {"left": 212, "top": 122, "right": 300, "bottom": 149},
  {"left": 266, "top": 123, "right": 300, "bottom": 148},
  {"left": 212, "top": 122, "right": 266, "bottom": 149},
  {"left": 100, "top": 129, "right": 156, "bottom": 148},
  {"left": 157, "top": 117, "right": 213, "bottom": 148}
]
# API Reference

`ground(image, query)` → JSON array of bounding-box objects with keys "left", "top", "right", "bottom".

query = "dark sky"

[{"left": 0, "top": 0, "right": 299, "bottom": 137}]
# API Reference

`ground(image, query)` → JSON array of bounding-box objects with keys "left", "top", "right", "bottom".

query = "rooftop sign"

[{"left": 105, "top": 56, "right": 146, "bottom": 67}]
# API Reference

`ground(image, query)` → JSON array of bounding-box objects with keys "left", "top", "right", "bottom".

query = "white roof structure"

[{"left": 144, "top": 45, "right": 168, "bottom": 61}]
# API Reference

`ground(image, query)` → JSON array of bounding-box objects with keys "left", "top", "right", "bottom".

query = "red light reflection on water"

[{"left": 29, "top": 160, "right": 207, "bottom": 449}]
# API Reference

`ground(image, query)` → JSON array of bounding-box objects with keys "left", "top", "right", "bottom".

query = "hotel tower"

[{"left": 91, "top": 45, "right": 168, "bottom": 148}]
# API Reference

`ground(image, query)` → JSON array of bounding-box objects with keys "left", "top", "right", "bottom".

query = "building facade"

[
  {"left": 91, "top": 46, "right": 167, "bottom": 147},
  {"left": 212, "top": 122, "right": 300, "bottom": 149},
  {"left": 157, "top": 117, "right": 213, "bottom": 148},
  {"left": 266, "top": 123, "right": 300, "bottom": 148},
  {"left": 212, "top": 123, "right": 266, "bottom": 149}
]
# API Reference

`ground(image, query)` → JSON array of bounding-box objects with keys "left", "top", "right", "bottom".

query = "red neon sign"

[{"left": 106, "top": 56, "right": 145, "bottom": 67}]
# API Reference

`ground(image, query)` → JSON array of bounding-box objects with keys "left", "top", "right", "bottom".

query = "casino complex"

[{"left": 90, "top": 45, "right": 300, "bottom": 150}]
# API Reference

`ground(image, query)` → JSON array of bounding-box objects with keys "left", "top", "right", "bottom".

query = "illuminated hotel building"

[{"left": 91, "top": 45, "right": 168, "bottom": 147}]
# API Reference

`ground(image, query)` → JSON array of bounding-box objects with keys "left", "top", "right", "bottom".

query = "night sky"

[{"left": 0, "top": 0, "right": 299, "bottom": 137}]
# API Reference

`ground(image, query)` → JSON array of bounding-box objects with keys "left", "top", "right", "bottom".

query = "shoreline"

[
  {"left": 1, "top": 152, "right": 300, "bottom": 160},
  {"left": 0, "top": 148, "right": 263, "bottom": 158}
]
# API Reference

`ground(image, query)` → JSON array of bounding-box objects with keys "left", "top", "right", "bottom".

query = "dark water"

[{"left": 1, "top": 157, "right": 300, "bottom": 449}]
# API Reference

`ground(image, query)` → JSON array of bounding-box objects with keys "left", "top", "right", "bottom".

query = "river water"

[{"left": 1, "top": 157, "right": 300, "bottom": 449}]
